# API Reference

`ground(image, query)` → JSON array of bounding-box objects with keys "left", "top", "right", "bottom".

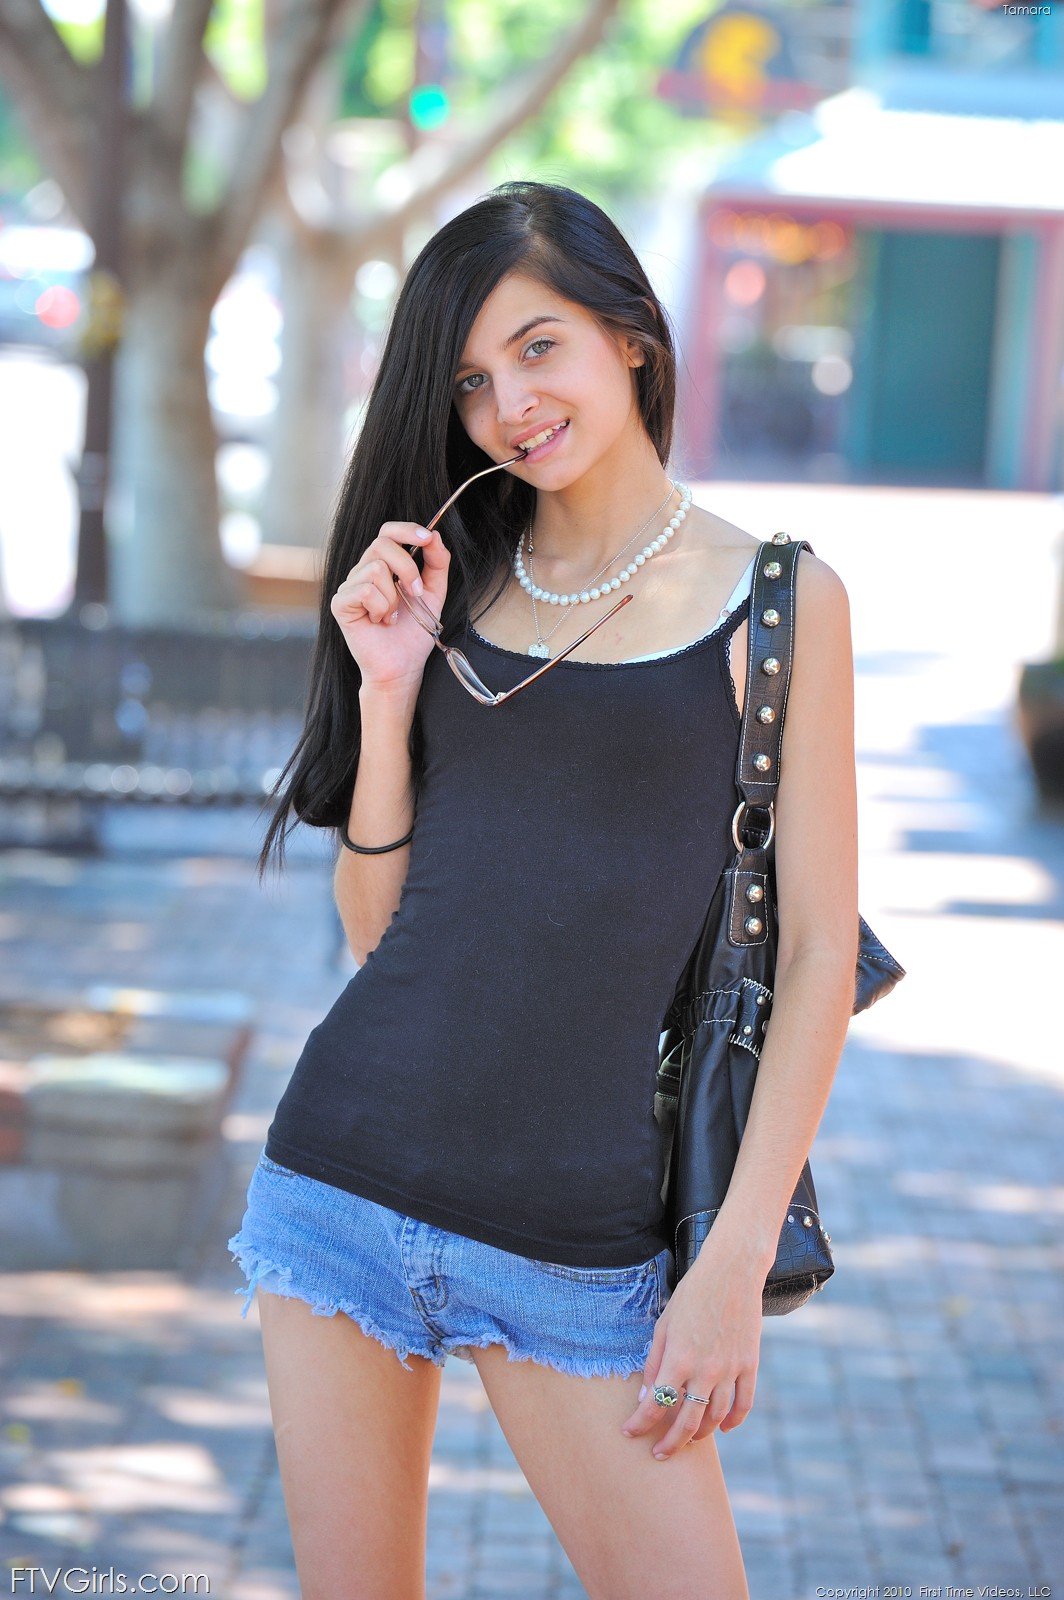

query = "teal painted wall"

[
  {"left": 845, "top": 229, "right": 1001, "bottom": 479},
  {"left": 854, "top": 0, "right": 1064, "bottom": 73}
]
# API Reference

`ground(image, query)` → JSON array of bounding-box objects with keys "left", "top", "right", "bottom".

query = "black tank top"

[{"left": 264, "top": 580, "right": 753, "bottom": 1268}]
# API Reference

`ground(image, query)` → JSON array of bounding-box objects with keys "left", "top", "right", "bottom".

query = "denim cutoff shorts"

[{"left": 227, "top": 1147, "right": 675, "bottom": 1378}]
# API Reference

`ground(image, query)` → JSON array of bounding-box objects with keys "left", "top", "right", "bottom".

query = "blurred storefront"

[{"left": 671, "top": 0, "right": 1064, "bottom": 489}]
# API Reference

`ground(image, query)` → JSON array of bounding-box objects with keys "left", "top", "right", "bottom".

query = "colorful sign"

[{"left": 658, "top": 5, "right": 825, "bottom": 117}]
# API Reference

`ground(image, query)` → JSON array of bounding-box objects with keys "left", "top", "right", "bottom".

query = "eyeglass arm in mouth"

[
  {"left": 417, "top": 449, "right": 528, "bottom": 535},
  {"left": 391, "top": 445, "right": 642, "bottom": 706}
]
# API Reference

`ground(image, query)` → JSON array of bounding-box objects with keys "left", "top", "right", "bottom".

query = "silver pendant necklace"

[
  {"left": 523, "top": 485, "right": 676, "bottom": 657},
  {"left": 515, "top": 481, "right": 692, "bottom": 659}
]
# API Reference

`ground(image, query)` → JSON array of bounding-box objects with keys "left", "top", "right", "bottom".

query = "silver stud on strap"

[
  {"left": 763, "top": 560, "right": 782, "bottom": 578},
  {"left": 761, "top": 608, "right": 780, "bottom": 627},
  {"left": 756, "top": 704, "right": 776, "bottom": 723},
  {"left": 803, "top": 1215, "right": 813, "bottom": 1226},
  {"left": 753, "top": 753, "right": 772, "bottom": 771},
  {"left": 744, "top": 915, "right": 763, "bottom": 935},
  {"left": 745, "top": 883, "right": 764, "bottom": 902},
  {"left": 761, "top": 657, "right": 780, "bottom": 675},
  {"left": 771, "top": 531, "right": 791, "bottom": 544}
]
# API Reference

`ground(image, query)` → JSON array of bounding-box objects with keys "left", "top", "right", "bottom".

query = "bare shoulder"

[
  {"left": 686, "top": 506, "right": 847, "bottom": 596},
  {"left": 793, "top": 545, "right": 850, "bottom": 603},
  {"left": 691, "top": 506, "right": 851, "bottom": 620},
  {"left": 690, "top": 512, "right": 851, "bottom": 715},
  {"left": 682, "top": 504, "right": 762, "bottom": 568},
  {"left": 786, "top": 549, "right": 855, "bottom": 720}
]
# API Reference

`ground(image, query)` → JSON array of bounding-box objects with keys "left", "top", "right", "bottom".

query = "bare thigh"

[
  {"left": 256, "top": 1286, "right": 443, "bottom": 1600},
  {"left": 471, "top": 1345, "right": 749, "bottom": 1600}
]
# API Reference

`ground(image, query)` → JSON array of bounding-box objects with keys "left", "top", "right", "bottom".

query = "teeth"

[{"left": 520, "top": 421, "right": 566, "bottom": 451}]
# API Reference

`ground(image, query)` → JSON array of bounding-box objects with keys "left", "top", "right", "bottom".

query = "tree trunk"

[
  {"left": 108, "top": 272, "right": 240, "bottom": 625},
  {"left": 259, "top": 220, "right": 356, "bottom": 551}
]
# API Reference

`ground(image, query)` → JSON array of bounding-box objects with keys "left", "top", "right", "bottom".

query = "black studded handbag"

[{"left": 654, "top": 533, "right": 907, "bottom": 1315}]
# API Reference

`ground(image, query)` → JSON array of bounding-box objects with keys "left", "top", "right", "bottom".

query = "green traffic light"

[{"left": 409, "top": 84, "right": 450, "bottom": 129}]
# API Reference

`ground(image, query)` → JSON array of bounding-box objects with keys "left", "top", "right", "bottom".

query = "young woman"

[{"left": 228, "top": 179, "right": 858, "bottom": 1599}]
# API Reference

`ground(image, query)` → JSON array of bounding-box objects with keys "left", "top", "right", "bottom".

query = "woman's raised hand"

[{"left": 330, "top": 522, "right": 451, "bottom": 693}]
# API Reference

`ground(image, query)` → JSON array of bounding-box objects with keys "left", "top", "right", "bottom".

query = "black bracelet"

[{"left": 339, "top": 822, "right": 414, "bottom": 854}]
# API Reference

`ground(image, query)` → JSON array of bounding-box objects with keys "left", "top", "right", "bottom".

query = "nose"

[{"left": 495, "top": 376, "right": 540, "bottom": 430}]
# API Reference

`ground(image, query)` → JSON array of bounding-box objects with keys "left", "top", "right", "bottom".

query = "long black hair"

[{"left": 255, "top": 179, "right": 679, "bottom": 881}]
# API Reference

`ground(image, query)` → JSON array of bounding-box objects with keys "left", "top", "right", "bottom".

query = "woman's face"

[{"left": 451, "top": 270, "right": 645, "bottom": 487}]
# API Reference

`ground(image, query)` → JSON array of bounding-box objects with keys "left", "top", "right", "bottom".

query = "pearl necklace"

[
  {"left": 525, "top": 483, "right": 678, "bottom": 657},
  {"left": 513, "top": 482, "right": 693, "bottom": 659}
]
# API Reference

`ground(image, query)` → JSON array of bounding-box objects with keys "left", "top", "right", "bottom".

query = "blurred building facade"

[{"left": 678, "top": 0, "right": 1064, "bottom": 488}]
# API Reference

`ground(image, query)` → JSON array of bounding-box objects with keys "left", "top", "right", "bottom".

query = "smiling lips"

[{"left": 516, "top": 419, "right": 570, "bottom": 455}]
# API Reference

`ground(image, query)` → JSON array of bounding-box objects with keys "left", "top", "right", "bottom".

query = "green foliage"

[
  {"left": 8, "top": 0, "right": 740, "bottom": 220},
  {"left": 448, "top": 0, "right": 733, "bottom": 204},
  {"left": 328, "top": 0, "right": 730, "bottom": 203},
  {"left": 49, "top": 13, "right": 103, "bottom": 67},
  {"left": 339, "top": 1, "right": 388, "bottom": 116},
  {"left": 362, "top": 0, "right": 418, "bottom": 107},
  {"left": 205, "top": 0, "right": 267, "bottom": 100}
]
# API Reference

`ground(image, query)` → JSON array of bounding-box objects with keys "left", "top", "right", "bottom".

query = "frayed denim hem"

[
  {"left": 226, "top": 1234, "right": 445, "bottom": 1374},
  {"left": 443, "top": 1331, "right": 654, "bottom": 1382}
]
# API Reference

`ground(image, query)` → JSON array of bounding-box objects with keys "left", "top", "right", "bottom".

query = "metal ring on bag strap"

[{"left": 732, "top": 798, "right": 775, "bottom": 853}]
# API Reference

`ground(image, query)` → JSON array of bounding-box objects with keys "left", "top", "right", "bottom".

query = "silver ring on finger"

[
  {"left": 684, "top": 1392, "right": 710, "bottom": 1404},
  {"left": 653, "top": 1383, "right": 680, "bottom": 1407}
]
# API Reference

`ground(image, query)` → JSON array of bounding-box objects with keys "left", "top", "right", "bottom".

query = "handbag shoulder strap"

[{"left": 734, "top": 533, "right": 815, "bottom": 813}]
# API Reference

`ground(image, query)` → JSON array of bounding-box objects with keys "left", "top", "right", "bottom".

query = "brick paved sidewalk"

[{"left": 0, "top": 485, "right": 1061, "bottom": 1598}]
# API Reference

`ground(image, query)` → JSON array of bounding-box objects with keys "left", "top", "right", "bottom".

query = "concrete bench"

[{"left": 0, "top": 986, "right": 253, "bottom": 1270}]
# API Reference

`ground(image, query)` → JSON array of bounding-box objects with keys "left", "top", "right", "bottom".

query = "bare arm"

[
  {"left": 695, "top": 554, "right": 860, "bottom": 1273},
  {"left": 327, "top": 515, "right": 449, "bottom": 963},
  {"left": 336, "top": 680, "right": 421, "bottom": 965}
]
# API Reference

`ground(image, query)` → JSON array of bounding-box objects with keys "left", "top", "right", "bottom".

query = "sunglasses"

[{"left": 393, "top": 452, "right": 633, "bottom": 707}]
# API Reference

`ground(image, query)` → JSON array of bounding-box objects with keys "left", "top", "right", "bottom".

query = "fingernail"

[
  {"left": 639, "top": 1385, "right": 647, "bottom": 1401},
  {"left": 653, "top": 1451, "right": 667, "bottom": 1461},
  {"left": 389, "top": 610, "right": 399, "bottom": 624},
  {"left": 412, "top": 576, "right": 424, "bottom": 594},
  {"left": 415, "top": 528, "right": 431, "bottom": 541},
  {"left": 621, "top": 1427, "right": 633, "bottom": 1437}
]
